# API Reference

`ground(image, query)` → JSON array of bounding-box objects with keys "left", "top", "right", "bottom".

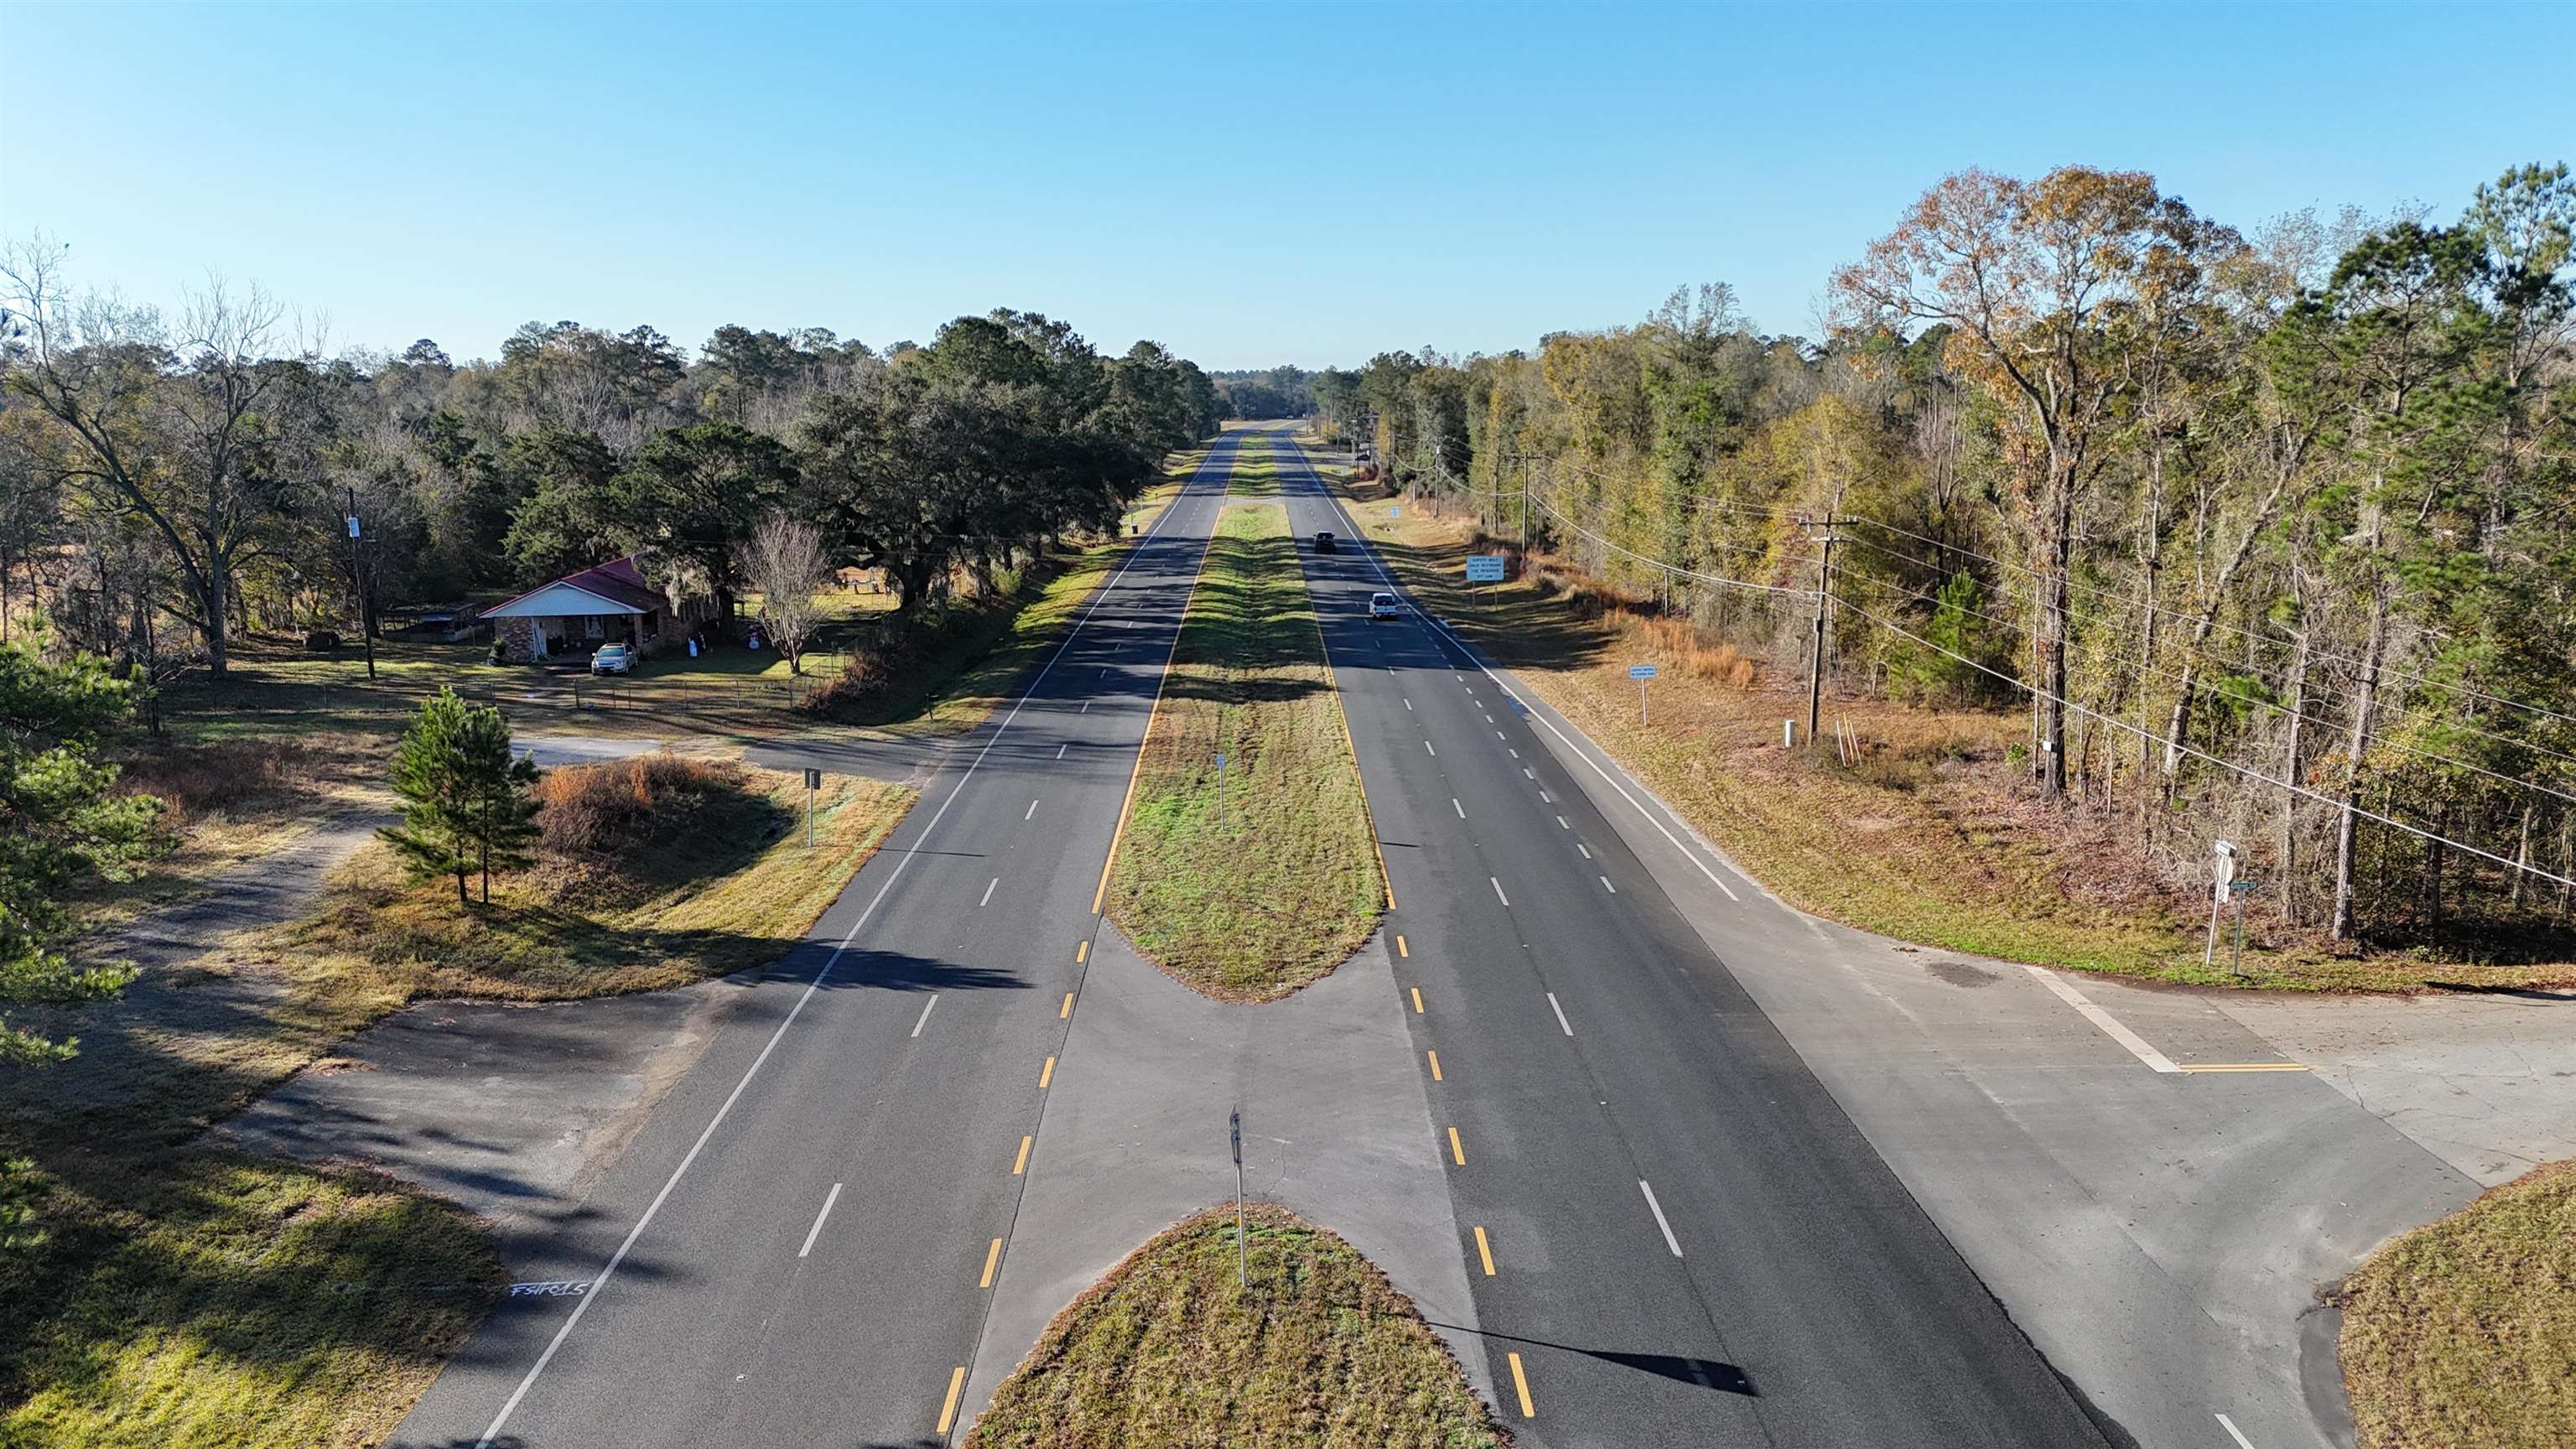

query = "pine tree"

[{"left": 381, "top": 688, "right": 539, "bottom": 906}]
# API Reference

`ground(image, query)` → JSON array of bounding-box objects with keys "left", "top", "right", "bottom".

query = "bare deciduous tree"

[{"left": 733, "top": 511, "right": 829, "bottom": 674}]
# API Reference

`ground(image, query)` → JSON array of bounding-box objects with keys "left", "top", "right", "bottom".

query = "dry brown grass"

[
  {"left": 965, "top": 1203, "right": 1502, "bottom": 1449},
  {"left": 1321, "top": 452, "right": 2572, "bottom": 991},
  {"left": 2334, "top": 1158, "right": 2576, "bottom": 1449}
]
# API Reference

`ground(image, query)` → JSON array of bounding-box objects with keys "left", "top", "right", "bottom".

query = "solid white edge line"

[
  {"left": 1491, "top": 876, "right": 1509, "bottom": 906},
  {"left": 1546, "top": 992, "right": 1573, "bottom": 1036},
  {"left": 2215, "top": 1414, "right": 2258, "bottom": 1449},
  {"left": 469, "top": 441, "right": 1222, "bottom": 1449},
  {"left": 797, "top": 1182, "right": 844, "bottom": 1259},
  {"left": 910, "top": 994, "right": 939, "bottom": 1038},
  {"left": 1639, "top": 1180, "right": 1684, "bottom": 1257},
  {"left": 2023, "top": 967, "right": 2184, "bottom": 1073}
]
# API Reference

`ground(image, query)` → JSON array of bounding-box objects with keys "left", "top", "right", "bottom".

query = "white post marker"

[
  {"left": 1215, "top": 751, "right": 1228, "bottom": 833},
  {"left": 1629, "top": 663, "right": 1658, "bottom": 724},
  {"left": 803, "top": 767, "right": 821, "bottom": 848},
  {"left": 2205, "top": 840, "right": 2238, "bottom": 967}
]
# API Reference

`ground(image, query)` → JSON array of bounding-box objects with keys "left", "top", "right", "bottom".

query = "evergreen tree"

[
  {"left": 381, "top": 688, "right": 539, "bottom": 906},
  {"left": 1, "top": 627, "right": 164, "bottom": 1067}
]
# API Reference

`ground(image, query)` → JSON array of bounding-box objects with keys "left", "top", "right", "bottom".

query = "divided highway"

[
  {"left": 395, "top": 423, "right": 2114, "bottom": 1449},
  {"left": 1270, "top": 435, "right": 2111, "bottom": 1447},
  {"left": 392, "top": 435, "right": 1247, "bottom": 1449}
]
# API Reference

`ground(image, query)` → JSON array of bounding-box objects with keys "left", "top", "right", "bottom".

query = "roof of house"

[{"left": 483, "top": 554, "right": 666, "bottom": 618}]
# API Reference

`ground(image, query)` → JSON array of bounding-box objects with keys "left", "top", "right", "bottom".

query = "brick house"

[{"left": 481, "top": 554, "right": 719, "bottom": 664}]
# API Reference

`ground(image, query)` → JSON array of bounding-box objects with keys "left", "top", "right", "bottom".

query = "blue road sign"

[
  {"left": 1466, "top": 554, "right": 1507, "bottom": 583},
  {"left": 1629, "top": 664, "right": 1659, "bottom": 679}
]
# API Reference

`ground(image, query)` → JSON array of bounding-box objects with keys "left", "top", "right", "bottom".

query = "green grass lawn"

[
  {"left": 2335, "top": 1158, "right": 2576, "bottom": 1449},
  {"left": 964, "top": 1204, "right": 1502, "bottom": 1449},
  {"left": 1105, "top": 498, "right": 1384, "bottom": 1000}
]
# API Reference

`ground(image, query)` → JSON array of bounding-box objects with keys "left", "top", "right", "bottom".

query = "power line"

[
  {"left": 1831, "top": 528, "right": 2576, "bottom": 773},
  {"left": 1833, "top": 512, "right": 2576, "bottom": 730},
  {"left": 1828, "top": 594, "right": 2574, "bottom": 890}
]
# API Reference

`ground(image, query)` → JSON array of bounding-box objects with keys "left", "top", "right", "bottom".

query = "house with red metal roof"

[{"left": 479, "top": 553, "right": 720, "bottom": 663}]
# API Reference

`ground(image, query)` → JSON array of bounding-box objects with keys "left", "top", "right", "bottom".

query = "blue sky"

[{"left": 3, "top": 1, "right": 2569, "bottom": 371}]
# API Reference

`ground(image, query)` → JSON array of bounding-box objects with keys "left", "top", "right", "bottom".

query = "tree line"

[
  {"left": 0, "top": 252, "right": 1224, "bottom": 676},
  {"left": 1325, "top": 162, "right": 2574, "bottom": 953}
]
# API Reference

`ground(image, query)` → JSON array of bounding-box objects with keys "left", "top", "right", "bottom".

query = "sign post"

[
  {"left": 803, "top": 767, "right": 822, "bottom": 849},
  {"left": 2205, "top": 840, "right": 2238, "bottom": 966},
  {"left": 2228, "top": 880, "right": 2259, "bottom": 975},
  {"left": 1629, "top": 663, "right": 1658, "bottom": 724},
  {"left": 1466, "top": 553, "right": 1505, "bottom": 614},
  {"left": 1229, "top": 1109, "right": 1246, "bottom": 1289}
]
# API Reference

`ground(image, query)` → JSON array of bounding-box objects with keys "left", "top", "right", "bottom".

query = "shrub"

[
  {"left": 119, "top": 739, "right": 320, "bottom": 830},
  {"left": 534, "top": 753, "right": 744, "bottom": 860}
]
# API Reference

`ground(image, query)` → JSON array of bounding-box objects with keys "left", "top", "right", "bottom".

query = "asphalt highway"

[
  {"left": 392, "top": 434, "right": 1247, "bottom": 1449},
  {"left": 1270, "top": 438, "right": 2111, "bottom": 1448},
  {"left": 395, "top": 424, "right": 2111, "bottom": 1449}
]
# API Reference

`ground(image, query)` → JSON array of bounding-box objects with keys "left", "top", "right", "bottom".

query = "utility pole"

[
  {"left": 1805, "top": 512, "right": 1834, "bottom": 744},
  {"left": 345, "top": 486, "right": 377, "bottom": 681}
]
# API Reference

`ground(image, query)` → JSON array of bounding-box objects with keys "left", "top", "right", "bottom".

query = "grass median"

[
  {"left": 2334, "top": 1158, "right": 2575, "bottom": 1449},
  {"left": 964, "top": 1203, "right": 1503, "bottom": 1449},
  {"left": 1104, "top": 499, "right": 1384, "bottom": 1001}
]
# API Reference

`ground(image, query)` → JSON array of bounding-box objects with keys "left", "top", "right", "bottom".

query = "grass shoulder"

[
  {"left": 1311, "top": 445, "right": 2568, "bottom": 992},
  {"left": 965, "top": 1203, "right": 1503, "bottom": 1449},
  {"left": 2334, "top": 1158, "right": 2575, "bottom": 1449},
  {"left": 1106, "top": 500, "right": 1382, "bottom": 1000}
]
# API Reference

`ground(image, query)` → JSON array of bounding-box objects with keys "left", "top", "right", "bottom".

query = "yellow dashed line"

[
  {"left": 979, "top": 1237, "right": 1003, "bottom": 1288},
  {"left": 1473, "top": 1224, "right": 1497, "bottom": 1276},
  {"left": 1039, "top": 1056, "right": 1057, "bottom": 1089},
  {"left": 1395, "top": 934, "right": 1409, "bottom": 958},
  {"left": 937, "top": 1366, "right": 968, "bottom": 1432},
  {"left": 1410, "top": 987, "right": 1425, "bottom": 1015},
  {"left": 1060, "top": 992, "right": 1074, "bottom": 1019},
  {"left": 1507, "top": 1352, "right": 1535, "bottom": 1417},
  {"left": 1076, "top": 939, "right": 1088, "bottom": 963},
  {"left": 1426, "top": 1050, "right": 1443, "bottom": 1082},
  {"left": 1011, "top": 1135, "right": 1033, "bottom": 1175},
  {"left": 1446, "top": 1127, "right": 1466, "bottom": 1166}
]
